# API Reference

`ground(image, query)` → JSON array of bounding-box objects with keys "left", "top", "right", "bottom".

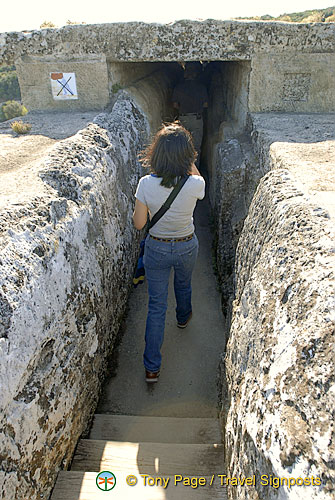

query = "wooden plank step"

[
  {"left": 89, "top": 414, "right": 222, "bottom": 444},
  {"left": 50, "top": 471, "right": 227, "bottom": 500},
  {"left": 71, "top": 440, "right": 224, "bottom": 475}
]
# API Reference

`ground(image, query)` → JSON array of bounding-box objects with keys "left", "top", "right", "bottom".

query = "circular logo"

[
  {"left": 126, "top": 475, "right": 138, "bottom": 486},
  {"left": 96, "top": 471, "right": 116, "bottom": 491}
]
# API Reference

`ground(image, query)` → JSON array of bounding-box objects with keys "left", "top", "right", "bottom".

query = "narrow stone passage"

[
  {"left": 96, "top": 187, "right": 226, "bottom": 418},
  {"left": 2, "top": 20, "right": 334, "bottom": 498},
  {"left": 50, "top": 183, "right": 228, "bottom": 499}
]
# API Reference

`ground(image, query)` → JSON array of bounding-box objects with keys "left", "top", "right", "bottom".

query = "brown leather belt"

[{"left": 150, "top": 234, "right": 193, "bottom": 242}]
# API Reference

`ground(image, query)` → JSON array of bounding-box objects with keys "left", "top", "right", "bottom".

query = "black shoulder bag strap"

[{"left": 147, "top": 175, "right": 189, "bottom": 230}]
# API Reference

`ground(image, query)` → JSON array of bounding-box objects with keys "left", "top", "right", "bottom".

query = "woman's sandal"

[{"left": 145, "top": 370, "right": 160, "bottom": 383}]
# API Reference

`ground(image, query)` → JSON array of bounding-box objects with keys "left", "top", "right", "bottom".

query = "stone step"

[
  {"left": 71, "top": 439, "right": 224, "bottom": 475},
  {"left": 50, "top": 471, "right": 227, "bottom": 499},
  {"left": 89, "top": 414, "right": 222, "bottom": 444}
]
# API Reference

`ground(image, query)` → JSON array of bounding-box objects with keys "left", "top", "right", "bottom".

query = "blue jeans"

[{"left": 143, "top": 233, "right": 199, "bottom": 372}]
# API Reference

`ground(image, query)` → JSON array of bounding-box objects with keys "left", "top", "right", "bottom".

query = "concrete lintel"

[
  {"left": 1, "top": 20, "right": 335, "bottom": 66},
  {"left": 18, "top": 53, "right": 107, "bottom": 64}
]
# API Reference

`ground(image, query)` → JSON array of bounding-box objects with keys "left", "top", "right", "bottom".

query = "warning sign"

[{"left": 50, "top": 72, "right": 78, "bottom": 100}]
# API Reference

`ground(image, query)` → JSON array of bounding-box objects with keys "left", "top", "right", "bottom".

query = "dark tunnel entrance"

[
  {"left": 107, "top": 60, "right": 251, "bottom": 195},
  {"left": 107, "top": 59, "right": 254, "bottom": 319}
]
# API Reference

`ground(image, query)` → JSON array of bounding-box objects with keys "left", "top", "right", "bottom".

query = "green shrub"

[
  {"left": 111, "top": 83, "right": 123, "bottom": 94},
  {"left": 301, "top": 12, "right": 323, "bottom": 23},
  {"left": 2, "top": 100, "right": 28, "bottom": 120},
  {"left": 236, "top": 7, "right": 335, "bottom": 23},
  {"left": 11, "top": 120, "right": 32, "bottom": 134},
  {"left": 0, "top": 67, "right": 21, "bottom": 102},
  {"left": 0, "top": 65, "right": 15, "bottom": 73},
  {"left": 278, "top": 15, "right": 293, "bottom": 22}
]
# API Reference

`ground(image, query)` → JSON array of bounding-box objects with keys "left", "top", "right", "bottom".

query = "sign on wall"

[{"left": 50, "top": 72, "right": 78, "bottom": 100}]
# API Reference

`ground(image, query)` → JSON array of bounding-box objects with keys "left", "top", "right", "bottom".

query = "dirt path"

[
  {"left": 0, "top": 111, "right": 98, "bottom": 209},
  {"left": 0, "top": 110, "right": 98, "bottom": 174},
  {"left": 96, "top": 193, "right": 226, "bottom": 418}
]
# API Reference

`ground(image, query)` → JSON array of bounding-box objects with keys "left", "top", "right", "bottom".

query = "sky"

[{"left": 1, "top": 0, "right": 333, "bottom": 33}]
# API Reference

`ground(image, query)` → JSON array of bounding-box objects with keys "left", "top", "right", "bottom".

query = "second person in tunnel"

[{"left": 132, "top": 122, "right": 205, "bottom": 383}]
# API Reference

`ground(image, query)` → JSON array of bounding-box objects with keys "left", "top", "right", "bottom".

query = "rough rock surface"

[
  {"left": 0, "top": 111, "right": 98, "bottom": 175},
  {"left": 0, "top": 91, "right": 149, "bottom": 500},
  {"left": 1, "top": 21, "right": 334, "bottom": 65},
  {"left": 250, "top": 113, "right": 335, "bottom": 218},
  {"left": 213, "top": 132, "right": 263, "bottom": 323},
  {"left": 219, "top": 115, "right": 335, "bottom": 499}
]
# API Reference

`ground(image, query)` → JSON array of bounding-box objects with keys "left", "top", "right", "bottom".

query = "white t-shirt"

[{"left": 135, "top": 174, "right": 205, "bottom": 238}]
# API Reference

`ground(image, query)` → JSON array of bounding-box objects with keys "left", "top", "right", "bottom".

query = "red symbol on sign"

[{"left": 51, "top": 73, "right": 63, "bottom": 80}]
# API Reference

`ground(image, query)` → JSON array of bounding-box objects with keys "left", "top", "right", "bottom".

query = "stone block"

[
  {"left": 249, "top": 53, "right": 335, "bottom": 112},
  {"left": 15, "top": 54, "right": 109, "bottom": 112}
]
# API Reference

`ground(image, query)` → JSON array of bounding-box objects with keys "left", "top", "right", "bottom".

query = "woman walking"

[{"left": 132, "top": 122, "right": 205, "bottom": 383}]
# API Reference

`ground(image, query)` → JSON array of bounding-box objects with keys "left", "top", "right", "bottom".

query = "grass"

[{"left": 11, "top": 120, "right": 32, "bottom": 134}]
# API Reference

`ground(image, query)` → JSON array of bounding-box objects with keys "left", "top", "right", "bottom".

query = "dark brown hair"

[{"left": 139, "top": 122, "right": 196, "bottom": 188}]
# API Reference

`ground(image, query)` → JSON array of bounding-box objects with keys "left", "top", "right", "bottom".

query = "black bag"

[{"left": 133, "top": 175, "right": 189, "bottom": 287}]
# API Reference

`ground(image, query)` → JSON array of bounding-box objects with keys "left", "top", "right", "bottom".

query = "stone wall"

[
  {"left": 1, "top": 21, "right": 334, "bottom": 64},
  {"left": 15, "top": 54, "right": 109, "bottom": 111},
  {"left": 204, "top": 61, "right": 252, "bottom": 210},
  {"left": 221, "top": 62, "right": 251, "bottom": 127},
  {"left": 1, "top": 20, "right": 335, "bottom": 114},
  {"left": 0, "top": 92, "right": 150, "bottom": 500},
  {"left": 249, "top": 53, "right": 335, "bottom": 113},
  {"left": 219, "top": 114, "right": 335, "bottom": 499},
  {"left": 112, "top": 62, "right": 179, "bottom": 133},
  {"left": 212, "top": 133, "right": 263, "bottom": 322},
  {"left": 202, "top": 62, "right": 250, "bottom": 196}
]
